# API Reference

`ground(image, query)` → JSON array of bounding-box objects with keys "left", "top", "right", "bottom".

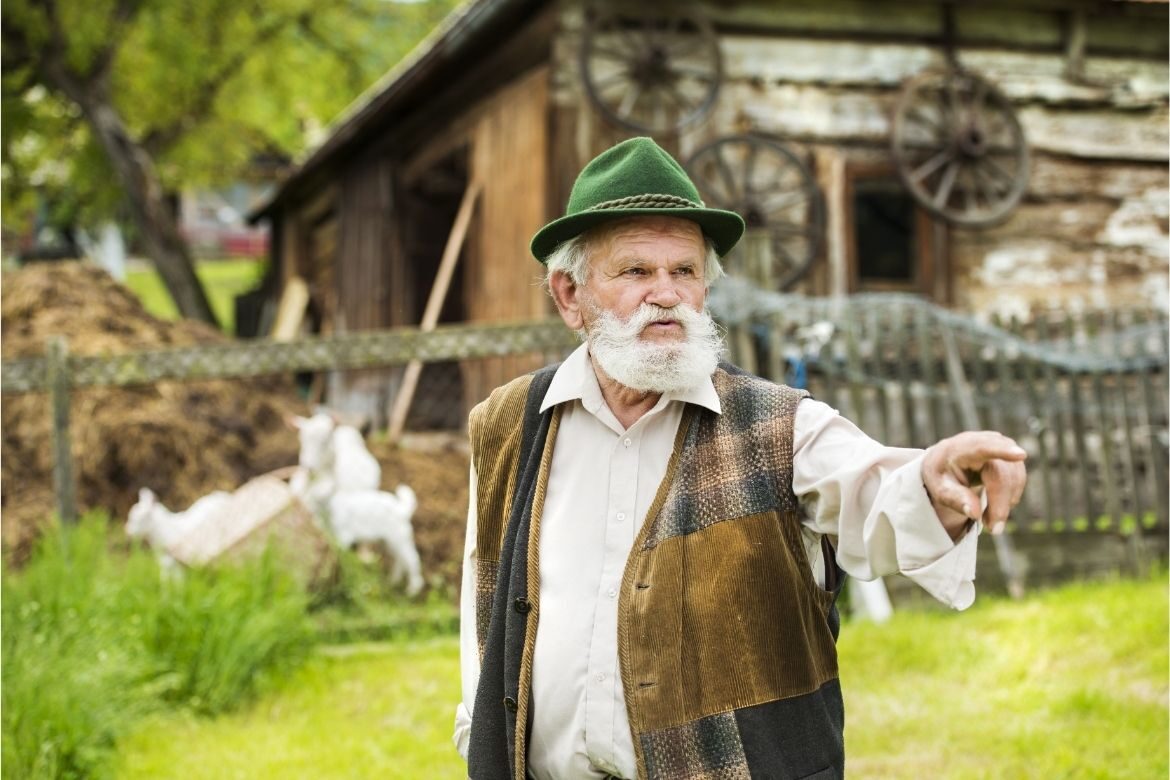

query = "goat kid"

[
  {"left": 126, "top": 487, "right": 230, "bottom": 569},
  {"left": 327, "top": 485, "right": 424, "bottom": 596},
  {"left": 288, "top": 413, "right": 381, "bottom": 518}
]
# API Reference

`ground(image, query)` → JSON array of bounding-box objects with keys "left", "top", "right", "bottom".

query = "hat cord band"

[{"left": 588, "top": 193, "right": 706, "bottom": 211}]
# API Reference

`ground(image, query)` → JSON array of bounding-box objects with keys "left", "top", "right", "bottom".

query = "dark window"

[{"left": 853, "top": 179, "right": 916, "bottom": 285}]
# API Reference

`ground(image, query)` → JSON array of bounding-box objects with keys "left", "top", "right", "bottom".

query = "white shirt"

[{"left": 454, "top": 344, "right": 980, "bottom": 779}]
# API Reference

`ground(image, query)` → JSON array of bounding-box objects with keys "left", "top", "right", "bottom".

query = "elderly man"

[{"left": 453, "top": 137, "right": 1026, "bottom": 780}]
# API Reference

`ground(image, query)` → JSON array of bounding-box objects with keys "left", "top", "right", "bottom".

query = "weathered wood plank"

[
  {"left": 708, "top": 0, "right": 1167, "bottom": 56},
  {"left": 1110, "top": 310, "right": 1147, "bottom": 521},
  {"left": 713, "top": 82, "right": 1169, "bottom": 161},
  {"left": 721, "top": 36, "right": 1167, "bottom": 106},
  {"left": 1014, "top": 315, "right": 1055, "bottom": 527},
  {"left": 1028, "top": 155, "right": 1168, "bottom": 201},
  {"left": 1036, "top": 313, "right": 1072, "bottom": 524},
  {"left": 1063, "top": 315, "right": 1098, "bottom": 524}
]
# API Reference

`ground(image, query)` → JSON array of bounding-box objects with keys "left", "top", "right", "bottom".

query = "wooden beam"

[{"left": 387, "top": 178, "right": 482, "bottom": 441}]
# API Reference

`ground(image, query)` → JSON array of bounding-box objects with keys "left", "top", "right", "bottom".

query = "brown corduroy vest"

[{"left": 467, "top": 364, "right": 845, "bottom": 780}]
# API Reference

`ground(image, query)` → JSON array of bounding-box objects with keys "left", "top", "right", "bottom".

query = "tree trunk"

[{"left": 77, "top": 96, "right": 220, "bottom": 326}]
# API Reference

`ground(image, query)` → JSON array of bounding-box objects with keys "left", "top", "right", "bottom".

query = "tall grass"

[{"left": 1, "top": 513, "right": 313, "bottom": 779}]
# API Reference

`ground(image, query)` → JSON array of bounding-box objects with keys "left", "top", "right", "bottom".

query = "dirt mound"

[
  {"left": 1, "top": 263, "right": 470, "bottom": 587},
  {"left": 2, "top": 263, "right": 310, "bottom": 561}
]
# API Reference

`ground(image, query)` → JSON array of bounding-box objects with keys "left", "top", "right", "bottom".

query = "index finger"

[{"left": 950, "top": 432, "right": 1028, "bottom": 469}]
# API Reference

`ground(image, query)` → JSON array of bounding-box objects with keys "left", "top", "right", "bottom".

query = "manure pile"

[{"left": 2, "top": 262, "right": 470, "bottom": 586}]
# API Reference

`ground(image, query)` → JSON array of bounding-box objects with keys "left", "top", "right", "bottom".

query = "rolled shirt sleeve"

[{"left": 792, "top": 398, "right": 980, "bottom": 610}]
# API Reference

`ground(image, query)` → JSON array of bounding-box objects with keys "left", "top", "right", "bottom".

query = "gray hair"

[{"left": 543, "top": 228, "right": 725, "bottom": 290}]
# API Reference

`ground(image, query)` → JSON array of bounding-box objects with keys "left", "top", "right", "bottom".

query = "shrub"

[{"left": 2, "top": 513, "right": 314, "bottom": 778}]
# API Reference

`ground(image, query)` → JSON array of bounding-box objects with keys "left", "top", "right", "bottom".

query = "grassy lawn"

[
  {"left": 114, "top": 574, "right": 1167, "bottom": 779},
  {"left": 123, "top": 259, "right": 265, "bottom": 334},
  {"left": 840, "top": 573, "right": 1168, "bottom": 779},
  {"left": 116, "top": 638, "right": 464, "bottom": 779}
]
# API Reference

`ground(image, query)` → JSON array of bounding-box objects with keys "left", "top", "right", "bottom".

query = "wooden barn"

[{"left": 250, "top": 0, "right": 1169, "bottom": 430}]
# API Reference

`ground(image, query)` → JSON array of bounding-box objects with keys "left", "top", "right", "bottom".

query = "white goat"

[
  {"left": 328, "top": 485, "right": 424, "bottom": 596},
  {"left": 288, "top": 412, "right": 381, "bottom": 517},
  {"left": 126, "top": 487, "right": 230, "bottom": 568}
]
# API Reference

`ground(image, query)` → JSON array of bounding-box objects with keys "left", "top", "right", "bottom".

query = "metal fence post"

[{"left": 46, "top": 336, "right": 77, "bottom": 524}]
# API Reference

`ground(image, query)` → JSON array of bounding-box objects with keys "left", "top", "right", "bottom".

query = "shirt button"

[
  {"left": 607, "top": 588, "right": 617, "bottom": 598},
  {"left": 596, "top": 672, "right": 606, "bottom": 682},
  {"left": 623, "top": 438, "right": 632, "bottom": 448},
  {"left": 616, "top": 512, "right": 626, "bottom": 522}
]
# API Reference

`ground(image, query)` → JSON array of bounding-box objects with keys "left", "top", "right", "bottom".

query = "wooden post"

[
  {"left": 46, "top": 336, "right": 78, "bottom": 525},
  {"left": 941, "top": 326, "right": 1026, "bottom": 598},
  {"left": 387, "top": 179, "right": 482, "bottom": 442}
]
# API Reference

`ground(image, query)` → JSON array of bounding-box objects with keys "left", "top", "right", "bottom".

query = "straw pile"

[
  {"left": 1, "top": 262, "right": 307, "bottom": 561},
  {"left": 2, "top": 262, "right": 471, "bottom": 587}
]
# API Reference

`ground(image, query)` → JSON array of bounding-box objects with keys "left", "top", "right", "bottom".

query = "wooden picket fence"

[{"left": 710, "top": 283, "right": 1169, "bottom": 593}]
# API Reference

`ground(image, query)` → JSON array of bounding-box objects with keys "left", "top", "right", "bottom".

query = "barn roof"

[{"left": 250, "top": 0, "right": 543, "bottom": 221}]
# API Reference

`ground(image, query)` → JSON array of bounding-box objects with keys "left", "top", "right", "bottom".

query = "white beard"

[{"left": 584, "top": 301, "right": 725, "bottom": 394}]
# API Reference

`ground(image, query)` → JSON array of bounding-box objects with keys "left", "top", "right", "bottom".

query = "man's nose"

[{"left": 644, "top": 270, "right": 682, "bottom": 307}]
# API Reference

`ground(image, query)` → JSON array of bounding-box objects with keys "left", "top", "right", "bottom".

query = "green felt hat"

[{"left": 530, "top": 137, "right": 745, "bottom": 263}]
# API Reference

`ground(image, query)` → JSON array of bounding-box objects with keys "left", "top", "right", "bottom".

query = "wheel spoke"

[
  {"left": 980, "top": 155, "right": 1018, "bottom": 191},
  {"left": 617, "top": 81, "right": 643, "bottom": 118},
  {"left": 669, "top": 63, "right": 717, "bottom": 83},
  {"left": 715, "top": 146, "right": 741, "bottom": 205},
  {"left": 970, "top": 162, "right": 996, "bottom": 208},
  {"left": 905, "top": 105, "right": 944, "bottom": 135},
  {"left": 742, "top": 141, "right": 759, "bottom": 195},
  {"left": 662, "top": 82, "right": 698, "bottom": 114},
  {"left": 693, "top": 166, "right": 733, "bottom": 207},
  {"left": 592, "top": 71, "right": 632, "bottom": 93},
  {"left": 909, "top": 147, "right": 955, "bottom": 184},
  {"left": 589, "top": 44, "right": 636, "bottom": 63},
  {"left": 932, "top": 159, "right": 960, "bottom": 209},
  {"left": 758, "top": 189, "right": 809, "bottom": 214}
]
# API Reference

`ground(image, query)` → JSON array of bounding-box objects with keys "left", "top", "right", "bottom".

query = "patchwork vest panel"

[{"left": 467, "top": 365, "right": 845, "bottom": 780}]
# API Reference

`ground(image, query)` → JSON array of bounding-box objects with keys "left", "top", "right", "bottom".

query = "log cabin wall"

[{"left": 548, "top": 0, "right": 1169, "bottom": 318}]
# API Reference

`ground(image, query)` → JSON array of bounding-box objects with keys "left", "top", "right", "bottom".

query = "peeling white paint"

[
  {"left": 1098, "top": 188, "right": 1170, "bottom": 255},
  {"left": 1140, "top": 274, "right": 1170, "bottom": 312},
  {"left": 977, "top": 244, "right": 1060, "bottom": 287}
]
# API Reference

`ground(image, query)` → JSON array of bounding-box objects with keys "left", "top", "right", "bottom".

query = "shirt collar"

[{"left": 540, "top": 343, "right": 722, "bottom": 415}]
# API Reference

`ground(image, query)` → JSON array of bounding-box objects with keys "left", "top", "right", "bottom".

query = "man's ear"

[{"left": 549, "top": 271, "right": 584, "bottom": 331}]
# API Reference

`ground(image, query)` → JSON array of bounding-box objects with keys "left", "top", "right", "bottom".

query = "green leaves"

[{"left": 2, "top": 0, "right": 459, "bottom": 229}]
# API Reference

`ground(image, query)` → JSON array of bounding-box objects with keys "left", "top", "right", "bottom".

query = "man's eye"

[
  {"left": 624, "top": 267, "right": 646, "bottom": 276},
  {"left": 675, "top": 267, "right": 696, "bottom": 276}
]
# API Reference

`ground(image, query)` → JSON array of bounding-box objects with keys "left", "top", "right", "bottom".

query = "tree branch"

[
  {"left": 84, "top": 0, "right": 145, "bottom": 83},
  {"left": 140, "top": 9, "right": 301, "bottom": 155},
  {"left": 296, "top": 14, "right": 365, "bottom": 93}
]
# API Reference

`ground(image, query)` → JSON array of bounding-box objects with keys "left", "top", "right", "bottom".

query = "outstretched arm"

[{"left": 922, "top": 431, "right": 1028, "bottom": 540}]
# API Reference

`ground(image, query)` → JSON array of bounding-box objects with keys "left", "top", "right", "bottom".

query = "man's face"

[
  {"left": 577, "top": 217, "right": 708, "bottom": 343},
  {"left": 547, "top": 216, "right": 723, "bottom": 394}
]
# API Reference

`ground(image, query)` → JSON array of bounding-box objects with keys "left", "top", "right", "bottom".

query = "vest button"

[
  {"left": 503, "top": 696, "right": 518, "bottom": 713},
  {"left": 513, "top": 597, "right": 531, "bottom": 614}
]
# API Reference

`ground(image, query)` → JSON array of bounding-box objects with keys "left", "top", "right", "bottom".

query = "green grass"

[
  {"left": 2, "top": 514, "right": 314, "bottom": 780},
  {"left": 116, "top": 638, "right": 464, "bottom": 779},
  {"left": 123, "top": 259, "right": 265, "bottom": 333},
  {"left": 840, "top": 572, "right": 1169, "bottom": 779},
  {"left": 112, "top": 573, "right": 1168, "bottom": 779}
]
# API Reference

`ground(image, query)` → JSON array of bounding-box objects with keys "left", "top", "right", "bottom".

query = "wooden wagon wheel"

[
  {"left": 685, "top": 135, "right": 823, "bottom": 290},
  {"left": 579, "top": 4, "right": 722, "bottom": 135},
  {"left": 891, "top": 68, "right": 1029, "bottom": 227}
]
